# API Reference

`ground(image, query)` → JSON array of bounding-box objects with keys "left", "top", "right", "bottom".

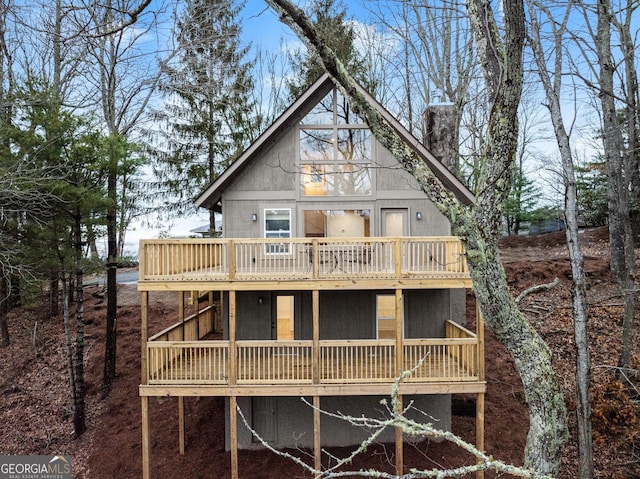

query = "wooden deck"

[
  {"left": 137, "top": 236, "right": 486, "bottom": 479},
  {"left": 137, "top": 236, "right": 471, "bottom": 288},
  {"left": 143, "top": 321, "right": 483, "bottom": 396}
]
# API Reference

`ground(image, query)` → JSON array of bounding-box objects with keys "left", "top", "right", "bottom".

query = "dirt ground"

[{"left": 1, "top": 227, "right": 638, "bottom": 478}]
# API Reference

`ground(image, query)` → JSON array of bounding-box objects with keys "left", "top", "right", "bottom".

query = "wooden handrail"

[
  {"left": 138, "top": 236, "right": 469, "bottom": 282},
  {"left": 146, "top": 336, "right": 481, "bottom": 385},
  {"left": 149, "top": 305, "right": 216, "bottom": 341},
  {"left": 445, "top": 320, "right": 477, "bottom": 339}
]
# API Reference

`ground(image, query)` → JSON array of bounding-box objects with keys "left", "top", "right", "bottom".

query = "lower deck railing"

[{"left": 146, "top": 321, "right": 480, "bottom": 386}]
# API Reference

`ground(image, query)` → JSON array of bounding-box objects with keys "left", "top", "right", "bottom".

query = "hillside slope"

[{"left": 0, "top": 227, "right": 638, "bottom": 478}]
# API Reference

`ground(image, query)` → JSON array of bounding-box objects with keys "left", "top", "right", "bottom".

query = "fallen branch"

[
  {"left": 234, "top": 358, "right": 554, "bottom": 478},
  {"left": 515, "top": 277, "right": 560, "bottom": 304}
]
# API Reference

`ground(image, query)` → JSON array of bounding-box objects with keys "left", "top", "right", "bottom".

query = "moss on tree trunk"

[{"left": 267, "top": 0, "right": 568, "bottom": 474}]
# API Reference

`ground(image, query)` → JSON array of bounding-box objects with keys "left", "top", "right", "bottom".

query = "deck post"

[
  {"left": 178, "top": 291, "right": 185, "bottom": 340},
  {"left": 476, "top": 303, "right": 485, "bottom": 479},
  {"left": 141, "top": 396, "right": 150, "bottom": 479},
  {"left": 395, "top": 289, "right": 403, "bottom": 476},
  {"left": 476, "top": 392, "right": 485, "bottom": 479},
  {"left": 178, "top": 396, "right": 185, "bottom": 454},
  {"left": 395, "top": 289, "right": 403, "bottom": 375},
  {"left": 477, "top": 303, "right": 485, "bottom": 382},
  {"left": 229, "top": 291, "right": 237, "bottom": 386},
  {"left": 230, "top": 396, "right": 238, "bottom": 479},
  {"left": 313, "top": 395, "right": 321, "bottom": 476},
  {"left": 141, "top": 292, "right": 150, "bottom": 479},
  {"left": 141, "top": 292, "right": 148, "bottom": 385},
  {"left": 395, "top": 394, "right": 403, "bottom": 476},
  {"left": 229, "top": 240, "right": 236, "bottom": 280},
  {"left": 394, "top": 239, "right": 402, "bottom": 277},
  {"left": 312, "top": 290, "right": 319, "bottom": 384}
]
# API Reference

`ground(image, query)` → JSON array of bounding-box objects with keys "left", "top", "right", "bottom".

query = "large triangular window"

[{"left": 300, "top": 88, "right": 372, "bottom": 196}]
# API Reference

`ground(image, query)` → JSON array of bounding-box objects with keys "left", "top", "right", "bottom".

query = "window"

[
  {"left": 303, "top": 210, "right": 370, "bottom": 238},
  {"left": 300, "top": 88, "right": 372, "bottom": 197},
  {"left": 264, "top": 209, "right": 291, "bottom": 254}
]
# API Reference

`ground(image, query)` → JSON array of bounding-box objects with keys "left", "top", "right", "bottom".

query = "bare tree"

[
  {"left": 525, "top": 0, "right": 593, "bottom": 476},
  {"left": 588, "top": 0, "right": 637, "bottom": 373},
  {"left": 607, "top": 0, "right": 638, "bottom": 372},
  {"left": 612, "top": 1, "right": 640, "bottom": 243},
  {"left": 0, "top": 0, "right": 15, "bottom": 347},
  {"left": 367, "top": 0, "right": 477, "bottom": 171},
  {"left": 70, "top": 0, "right": 171, "bottom": 396},
  {"left": 265, "top": 0, "right": 567, "bottom": 475},
  {"left": 505, "top": 86, "right": 548, "bottom": 236}
]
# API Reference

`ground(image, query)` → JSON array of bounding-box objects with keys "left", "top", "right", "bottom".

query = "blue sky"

[{"left": 239, "top": 0, "right": 372, "bottom": 51}]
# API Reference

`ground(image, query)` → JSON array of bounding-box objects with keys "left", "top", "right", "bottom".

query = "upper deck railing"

[{"left": 138, "top": 236, "right": 469, "bottom": 282}]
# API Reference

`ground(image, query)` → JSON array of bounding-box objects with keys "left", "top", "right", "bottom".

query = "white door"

[{"left": 382, "top": 209, "right": 408, "bottom": 237}]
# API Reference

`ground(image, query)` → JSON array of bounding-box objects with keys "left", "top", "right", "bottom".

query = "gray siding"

[
  {"left": 230, "top": 128, "right": 297, "bottom": 193},
  {"left": 216, "top": 83, "right": 466, "bottom": 453},
  {"left": 226, "top": 289, "right": 467, "bottom": 341},
  {"left": 374, "top": 140, "right": 420, "bottom": 192},
  {"left": 229, "top": 395, "right": 451, "bottom": 450},
  {"left": 217, "top": 105, "right": 453, "bottom": 239},
  {"left": 405, "top": 290, "right": 450, "bottom": 338}
]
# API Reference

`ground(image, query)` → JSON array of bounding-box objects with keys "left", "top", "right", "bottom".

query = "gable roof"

[{"left": 195, "top": 73, "right": 475, "bottom": 210}]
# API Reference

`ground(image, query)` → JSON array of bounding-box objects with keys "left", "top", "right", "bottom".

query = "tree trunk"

[
  {"left": 618, "top": 11, "right": 640, "bottom": 246},
  {"left": 596, "top": 0, "right": 636, "bottom": 373},
  {"left": 465, "top": 1, "right": 568, "bottom": 470},
  {"left": 266, "top": 0, "right": 568, "bottom": 475},
  {"left": 617, "top": 3, "right": 639, "bottom": 370},
  {"left": 49, "top": 270, "right": 59, "bottom": 317},
  {"left": 103, "top": 144, "right": 118, "bottom": 398},
  {"left": 86, "top": 224, "right": 100, "bottom": 259},
  {"left": 0, "top": 271, "right": 9, "bottom": 347},
  {"left": 526, "top": 1, "right": 593, "bottom": 474},
  {"left": 73, "top": 214, "right": 86, "bottom": 436},
  {"left": 62, "top": 272, "right": 76, "bottom": 419},
  {"left": 565, "top": 153, "right": 593, "bottom": 479},
  {"left": 465, "top": 238, "right": 567, "bottom": 473}
]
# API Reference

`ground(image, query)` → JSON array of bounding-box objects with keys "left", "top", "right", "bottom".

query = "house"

[{"left": 138, "top": 73, "right": 486, "bottom": 479}]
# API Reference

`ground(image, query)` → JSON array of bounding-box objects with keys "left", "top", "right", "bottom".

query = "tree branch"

[
  {"left": 515, "top": 277, "right": 560, "bottom": 304},
  {"left": 234, "top": 363, "right": 554, "bottom": 478}
]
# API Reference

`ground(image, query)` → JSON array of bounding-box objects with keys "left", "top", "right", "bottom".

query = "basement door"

[{"left": 252, "top": 397, "right": 277, "bottom": 443}]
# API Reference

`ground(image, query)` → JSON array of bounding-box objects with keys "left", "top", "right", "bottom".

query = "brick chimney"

[{"left": 423, "top": 92, "right": 459, "bottom": 178}]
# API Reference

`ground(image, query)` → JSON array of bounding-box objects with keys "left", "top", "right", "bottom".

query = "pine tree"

[
  {"left": 151, "top": 0, "right": 255, "bottom": 232},
  {"left": 504, "top": 169, "right": 540, "bottom": 235},
  {"left": 6, "top": 80, "right": 109, "bottom": 436},
  {"left": 286, "top": 0, "right": 372, "bottom": 98},
  {"left": 576, "top": 158, "right": 608, "bottom": 227}
]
